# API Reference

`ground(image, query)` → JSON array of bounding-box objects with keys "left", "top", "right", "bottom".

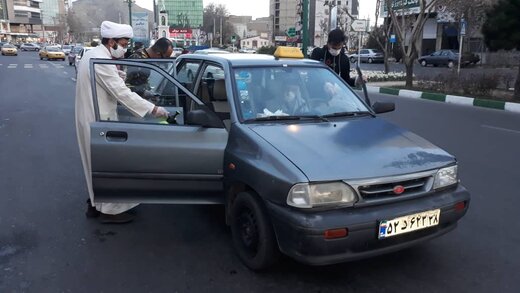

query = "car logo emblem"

[{"left": 393, "top": 185, "right": 405, "bottom": 195}]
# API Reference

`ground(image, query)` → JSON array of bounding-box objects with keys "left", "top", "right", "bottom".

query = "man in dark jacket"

[{"left": 310, "top": 28, "right": 361, "bottom": 87}]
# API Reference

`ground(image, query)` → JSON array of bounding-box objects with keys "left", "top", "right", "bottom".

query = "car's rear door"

[{"left": 88, "top": 59, "right": 228, "bottom": 204}]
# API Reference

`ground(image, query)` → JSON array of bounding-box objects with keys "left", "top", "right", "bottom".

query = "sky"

[{"left": 135, "top": 0, "right": 378, "bottom": 20}]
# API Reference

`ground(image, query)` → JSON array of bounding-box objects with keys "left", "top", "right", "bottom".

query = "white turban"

[{"left": 100, "top": 21, "right": 134, "bottom": 39}]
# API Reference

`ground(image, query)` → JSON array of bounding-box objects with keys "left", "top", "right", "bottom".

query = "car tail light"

[
  {"left": 455, "top": 201, "right": 466, "bottom": 212},
  {"left": 324, "top": 228, "right": 348, "bottom": 239}
]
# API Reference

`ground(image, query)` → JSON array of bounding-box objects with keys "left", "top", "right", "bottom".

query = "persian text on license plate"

[{"left": 378, "top": 209, "right": 440, "bottom": 239}]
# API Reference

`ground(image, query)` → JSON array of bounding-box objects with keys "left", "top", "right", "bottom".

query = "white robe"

[{"left": 75, "top": 45, "right": 155, "bottom": 215}]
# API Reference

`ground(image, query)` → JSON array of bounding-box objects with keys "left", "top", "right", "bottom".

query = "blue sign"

[
  {"left": 390, "top": 34, "right": 396, "bottom": 43},
  {"left": 460, "top": 20, "right": 467, "bottom": 36}
]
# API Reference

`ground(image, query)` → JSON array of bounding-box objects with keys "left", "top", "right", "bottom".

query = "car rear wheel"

[
  {"left": 448, "top": 61, "right": 454, "bottom": 68},
  {"left": 420, "top": 60, "right": 427, "bottom": 67},
  {"left": 40, "top": 57, "right": 43, "bottom": 60},
  {"left": 368, "top": 58, "right": 373, "bottom": 64},
  {"left": 230, "top": 191, "right": 279, "bottom": 270}
]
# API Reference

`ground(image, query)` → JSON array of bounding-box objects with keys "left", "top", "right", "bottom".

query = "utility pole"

[
  {"left": 219, "top": 17, "right": 223, "bottom": 46},
  {"left": 124, "top": 0, "right": 134, "bottom": 46},
  {"left": 302, "top": 0, "right": 309, "bottom": 57}
]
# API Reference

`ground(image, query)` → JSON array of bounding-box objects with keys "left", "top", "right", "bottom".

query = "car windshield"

[
  {"left": 47, "top": 47, "right": 61, "bottom": 52},
  {"left": 234, "top": 66, "right": 369, "bottom": 121},
  {"left": 72, "top": 47, "right": 83, "bottom": 53},
  {"left": 63, "top": 45, "right": 72, "bottom": 49},
  {"left": 3, "top": 44, "right": 15, "bottom": 48}
]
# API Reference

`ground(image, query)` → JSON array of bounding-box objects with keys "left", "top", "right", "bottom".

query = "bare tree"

[{"left": 384, "top": 0, "right": 439, "bottom": 87}]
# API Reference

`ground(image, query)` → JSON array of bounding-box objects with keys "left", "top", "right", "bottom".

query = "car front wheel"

[
  {"left": 230, "top": 191, "right": 279, "bottom": 270},
  {"left": 448, "top": 61, "right": 454, "bottom": 68},
  {"left": 350, "top": 57, "right": 356, "bottom": 63},
  {"left": 368, "top": 57, "right": 373, "bottom": 64},
  {"left": 420, "top": 60, "right": 427, "bottom": 67}
]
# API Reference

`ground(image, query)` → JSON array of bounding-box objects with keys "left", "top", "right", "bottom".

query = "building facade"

[
  {"left": 162, "top": 0, "right": 202, "bottom": 28},
  {"left": 270, "top": 0, "right": 298, "bottom": 38},
  {"left": 240, "top": 36, "right": 271, "bottom": 49},
  {"left": 3, "top": 0, "right": 43, "bottom": 41}
]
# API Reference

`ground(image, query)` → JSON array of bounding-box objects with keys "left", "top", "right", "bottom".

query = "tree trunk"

[
  {"left": 405, "top": 57, "right": 414, "bottom": 88},
  {"left": 515, "top": 64, "right": 520, "bottom": 102},
  {"left": 383, "top": 41, "right": 390, "bottom": 74}
]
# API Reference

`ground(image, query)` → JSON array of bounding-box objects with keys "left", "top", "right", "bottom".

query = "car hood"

[{"left": 248, "top": 118, "right": 454, "bottom": 181}]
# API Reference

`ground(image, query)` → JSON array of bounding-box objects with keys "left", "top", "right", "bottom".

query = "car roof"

[{"left": 178, "top": 53, "right": 323, "bottom": 67}]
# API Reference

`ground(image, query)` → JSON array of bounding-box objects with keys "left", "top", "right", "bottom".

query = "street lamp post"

[{"left": 124, "top": 0, "right": 134, "bottom": 46}]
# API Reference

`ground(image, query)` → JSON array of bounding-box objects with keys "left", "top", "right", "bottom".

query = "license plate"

[{"left": 378, "top": 209, "right": 440, "bottom": 239}]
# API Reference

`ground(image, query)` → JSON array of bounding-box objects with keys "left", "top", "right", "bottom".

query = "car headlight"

[
  {"left": 433, "top": 165, "right": 458, "bottom": 189},
  {"left": 287, "top": 182, "right": 357, "bottom": 209}
]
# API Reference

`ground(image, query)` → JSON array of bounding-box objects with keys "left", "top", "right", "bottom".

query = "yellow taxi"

[
  {"left": 1, "top": 44, "right": 18, "bottom": 56},
  {"left": 39, "top": 46, "right": 66, "bottom": 61}
]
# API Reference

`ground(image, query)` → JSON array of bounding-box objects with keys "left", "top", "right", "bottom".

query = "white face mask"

[
  {"left": 328, "top": 48, "right": 341, "bottom": 57},
  {"left": 110, "top": 44, "right": 126, "bottom": 59}
]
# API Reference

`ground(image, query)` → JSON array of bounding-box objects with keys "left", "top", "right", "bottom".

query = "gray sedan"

[{"left": 350, "top": 49, "right": 384, "bottom": 63}]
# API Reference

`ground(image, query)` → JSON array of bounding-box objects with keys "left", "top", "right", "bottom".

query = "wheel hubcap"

[{"left": 238, "top": 208, "right": 259, "bottom": 256}]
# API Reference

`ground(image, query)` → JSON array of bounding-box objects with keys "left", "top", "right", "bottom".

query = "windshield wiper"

[
  {"left": 246, "top": 115, "right": 331, "bottom": 123},
  {"left": 245, "top": 115, "right": 303, "bottom": 122},
  {"left": 322, "top": 111, "right": 374, "bottom": 118}
]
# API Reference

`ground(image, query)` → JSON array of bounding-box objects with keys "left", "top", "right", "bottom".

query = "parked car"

[
  {"left": 0, "top": 41, "right": 7, "bottom": 48},
  {"left": 85, "top": 48, "right": 470, "bottom": 270},
  {"left": 62, "top": 44, "right": 73, "bottom": 55},
  {"left": 418, "top": 50, "right": 479, "bottom": 68},
  {"left": 193, "top": 48, "right": 230, "bottom": 55},
  {"left": 68, "top": 46, "right": 83, "bottom": 66},
  {"left": 20, "top": 43, "right": 40, "bottom": 51},
  {"left": 350, "top": 49, "right": 384, "bottom": 63},
  {"left": 39, "top": 46, "right": 66, "bottom": 61},
  {"left": 1, "top": 44, "right": 18, "bottom": 56},
  {"left": 74, "top": 47, "right": 94, "bottom": 72},
  {"left": 239, "top": 47, "right": 257, "bottom": 54}
]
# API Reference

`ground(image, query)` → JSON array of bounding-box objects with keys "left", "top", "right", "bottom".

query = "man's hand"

[
  {"left": 117, "top": 70, "right": 127, "bottom": 80},
  {"left": 152, "top": 106, "right": 169, "bottom": 118},
  {"left": 355, "top": 75, "right": 368, "bottom": 87}
]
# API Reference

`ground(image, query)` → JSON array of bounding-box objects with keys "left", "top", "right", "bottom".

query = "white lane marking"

[
  {"left": 24, "top": 64, "right": 33, "bottom": 68},
  {"left": 446, "top": 95, "right": 474, "bottom": 106},
  {"left": 482, "top": 125, "right": 520, "bottom": 134},
  {"left": 505, "top": 102, "right": 520, "bottom": 113},
  {"left": 63, "top": 71, "right": 68, "bottom": 74},
  {"left": 399, "top": 89, "right": 422, "bottom": 99},
  {"left": 7, "top": 64, "right": 17, "bottom": 68},
  {"left": 71, "top": 77, "right": 76, "bottom": 82},
  {"left": 39, "top": 64, "right": 49, "bottom": 68}
]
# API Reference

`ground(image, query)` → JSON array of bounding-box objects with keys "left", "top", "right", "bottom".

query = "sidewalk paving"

[{"left": 365, "top": 81, "right": 520, "bottom": 113}]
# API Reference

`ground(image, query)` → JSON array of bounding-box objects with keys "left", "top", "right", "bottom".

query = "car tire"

[
  {"left": 448, "top": 61, "right": 454, "bottom": 68},
  {"left": 230, "top": 191, "right": 280, "bottom": 270},
  {"left": 69, "top": 62, "right": 73, "bottom": 66},
  {"left": 350, "top": 57, "right": 356, "bottom": 63},
  {"left": 420, "top": 60, "right": 427, "bottom": 67},
  {"left": 368, "top": 58, "right": 373, "bottom": 64},
  {"left": 40, "top": 57, "right": 43, "bottom": 60}
]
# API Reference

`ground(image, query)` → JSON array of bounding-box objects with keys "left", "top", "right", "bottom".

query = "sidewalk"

[{"left": 365, "top": 81, "right": 520, "bottom": 113}]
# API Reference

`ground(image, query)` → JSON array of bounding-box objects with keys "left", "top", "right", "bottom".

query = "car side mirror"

[
  {"left": 186, "top": 108, "right": 224, "bottom": 128},
  {"left": 372, "top": 102, "right": 395, "bottom": 114}
]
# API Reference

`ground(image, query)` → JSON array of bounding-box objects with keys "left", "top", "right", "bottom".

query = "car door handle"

[{"left": 105, "top": 131, "right": 128, "bottom": 142}]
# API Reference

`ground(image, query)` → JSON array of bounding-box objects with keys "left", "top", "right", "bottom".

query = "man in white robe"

[{"left": 75, "top": 21, "right": 169, "bottom": 223}]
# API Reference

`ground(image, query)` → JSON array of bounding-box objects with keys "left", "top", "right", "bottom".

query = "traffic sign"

[
  {"left": 390, "top": 34, "right": 396, "bottom": 43},
  {"left": 460, "top": 20, "right": 466, "bottom": 36},
  {"left": 231, "top": 35, "right": 236, "bottom": 42},
  {"left": 351, "top": 20, "right": 367, "bottom": 32},
  {"left": 287, "top": 27, "right": 296, "bottom": 37}
]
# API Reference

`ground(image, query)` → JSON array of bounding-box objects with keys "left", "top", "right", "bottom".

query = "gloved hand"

[
  {"left": 152, "top": 106, "right": 169, "bottom": 118},
  {"left": 117, "top": 70, "right": 127, "bottom": 80}
]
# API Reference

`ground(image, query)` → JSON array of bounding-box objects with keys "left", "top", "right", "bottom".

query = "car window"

[
  {"left": 234, "top": 66, "right": 369, "bottom": 120},
  {"left": 195, "top": 64, "right": 227, "bottom": 105},
  {"left": 92, "top": 62, "right": 198, "bottom": 126},
  {"left": 360, "top": 49, "right": 369, "bottom": 54},
  {"left": 47, "top": 47, "right": 60, "bottom": 52},
  {"left": 431, "top": 51, "right": 441, "bottom": 56},
  {"left": 176, "top": 60, "right": 202, "bottom": 91},
  {"left": 441, "top": 51, "right": 450, "bottom": 56}
]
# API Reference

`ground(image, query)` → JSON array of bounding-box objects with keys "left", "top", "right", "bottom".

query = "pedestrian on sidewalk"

[{"left": 75, "top": 21, "right": 169, "bottom": 224}]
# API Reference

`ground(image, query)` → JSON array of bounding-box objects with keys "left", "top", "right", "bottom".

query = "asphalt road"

[{"left": 1, "top": 52, "right": 519, "bottom": 292}]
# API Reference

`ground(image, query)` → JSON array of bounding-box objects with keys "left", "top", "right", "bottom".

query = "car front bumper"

[
  {"left": 266, "top": 184, "right": 470, "bottom": 266},
  {"left": 2, "top": 51, "right": 17, "bottom": 55}
]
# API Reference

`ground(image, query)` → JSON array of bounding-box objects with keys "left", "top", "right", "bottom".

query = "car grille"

[
  {"left": 358, "top": 177, "right": 431, "bottom": 200},
  {"left": 346, "top": 170, "right": 436, "bottom": 205}
]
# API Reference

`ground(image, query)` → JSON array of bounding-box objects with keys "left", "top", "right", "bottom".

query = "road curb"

[{"left": 367, "top": 86, "right": 520, "bottom": 113}]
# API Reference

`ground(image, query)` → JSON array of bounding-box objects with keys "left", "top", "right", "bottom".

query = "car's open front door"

[{"left": 88, "top": 59, "right": 228, "bottom": 204}]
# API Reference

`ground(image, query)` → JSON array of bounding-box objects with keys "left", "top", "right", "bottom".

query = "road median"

[{"left": 366, "top": 85, "right": 520, "bottom": 113}]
